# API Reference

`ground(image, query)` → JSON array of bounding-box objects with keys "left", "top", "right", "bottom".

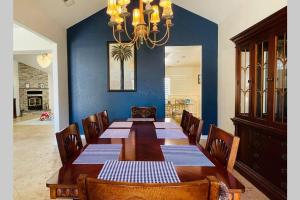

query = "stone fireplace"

[
  {"left": 18, "top": 63, "right": 50, "bottom": 112},
  {"left": 27, "top": 91, "right": 43, "bottom": 110}
]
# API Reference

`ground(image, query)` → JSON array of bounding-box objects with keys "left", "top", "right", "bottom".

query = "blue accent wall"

[{"left": 67, "top": 4, "right": 218, "bottom": 135}]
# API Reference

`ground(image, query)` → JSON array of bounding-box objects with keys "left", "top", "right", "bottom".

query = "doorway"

[
  {"left": 13, "top": 22, "right": 58, "bottom": 129},
  {"left": 165, "top": 46, "right": 202, "bottom": 123}
]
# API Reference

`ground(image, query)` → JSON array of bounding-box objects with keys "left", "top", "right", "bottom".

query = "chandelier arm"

[
  {"left": 136, "top": 39, "right": 141, "bottom": 49},
  {"left": 148, "top": 27, "right": 170, "bottom": 47},
  {"left": 118, "top": 31, "right": 122, "bottom": 42},
  {"left": 113, "top": 25, "right": 139, "bottom": 47},
  {"left": 112, "top": 26, "right": 123, "bottom": 44},
  {"left": 147, "top": 25, "right": 170, "bottom": 44},
  {"left": 130, "top": 33, "right": 139, "bottom": 45},
  {"left": 123, "top": 35, "right": 139, "bottom": 47},
  {"left": 144, "top": 35, "right": 156, "bottom": 49},
  {"left": 123, "top": 17, "right": 134, "bottom": 40},
  {"left": 154, "top": 32, "right": 170, "bottom": 46}
]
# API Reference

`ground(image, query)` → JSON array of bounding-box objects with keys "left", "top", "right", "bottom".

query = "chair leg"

[{"left": 229, "top": 192, "right": 241, "bottom": 200}]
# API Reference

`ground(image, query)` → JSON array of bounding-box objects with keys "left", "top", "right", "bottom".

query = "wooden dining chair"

[
  {"left": 180, "top": 110, "right": 192, "bottom": 132},
  {"left": 131, "top": 106, "right": 157, "bottom": 120},
  {"left": 77, "top": 175, "right": 221, "bottom": 200},
  {"left": 96, "top": 110, "right": 110, "bottom": 133},
  {"left": 82, "top": 114, "right": 102, "bottom": 143},
  {"left": 205, "top": 125, "right": 240, "bottom": 173},
  {"left": 56, "top": 123, "right": 83, "bottom": 165},
  {"left": 187, "top": 116, "right": 204, "bottom": 145}
]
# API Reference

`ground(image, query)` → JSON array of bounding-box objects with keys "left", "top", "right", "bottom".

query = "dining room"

[{"left": 6, "top": 0, "right": 290, "bottom": 200}]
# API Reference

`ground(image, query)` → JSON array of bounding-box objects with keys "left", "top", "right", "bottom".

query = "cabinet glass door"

[
  {"left": 240, "top": 47, "right": 251, "bottom": 114},
  {"left": 255, "top": 41, "right": 269, "bottom": 118},
  {"left": 274, "top": 33, "right": 287, "bottom": 123}
]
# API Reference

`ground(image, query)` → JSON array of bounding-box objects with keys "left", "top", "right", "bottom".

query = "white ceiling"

[
  {"left": 165, "top": 46, "right": 201, "bottom": 68},
  {"left": 172, "top": 0, "right": 243, "bottom": 24},
  {"left": 35, "top": 0, "right": 245, "bottom": 28},
  {"left": 36, "top": 0, "right": 106, "bottom": 28}
]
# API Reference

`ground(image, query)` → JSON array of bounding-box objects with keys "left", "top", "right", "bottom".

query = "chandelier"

[{"left": 106, "top": 0, "right": 174, "bottom": 49}]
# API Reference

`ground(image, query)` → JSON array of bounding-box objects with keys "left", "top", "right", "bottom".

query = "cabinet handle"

[{"left": 267, "top": 78, "right": 274, "bottom": 81}]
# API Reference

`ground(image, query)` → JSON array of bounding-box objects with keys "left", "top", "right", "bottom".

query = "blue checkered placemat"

[
  {"left": 73, "top": 144, "right": 122, "bottom": 164},
  {"left": 161, "top": 145, "right": 215, "bottom": 167},
  {"left": 156, "top": 129, "right": 188, "bottom": 139},
  {"left": 100, "top": 129, "right": 131, "bottom": 138},
  {"left": 98, "top": 160, "right": 180, "bottom": 183}
]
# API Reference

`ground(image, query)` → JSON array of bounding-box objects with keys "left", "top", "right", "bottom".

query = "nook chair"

[
  {"left": 77, "top": 174, "right": 221, "bottom": 200},
  {"left": 56, "top": 123, "right": 83, "bottom": 165},
  {"left": 96, "top": 110, "right": 110, "bottom": 132},
  {"left": 82, "top": 114, "right": 102, "bottom": 143},
  {"left": 187, "top": 116, "right": 204, "bottom": 146},
  {"left": 180, "top": 110, "right": 192, "bottom": 132},
  {"left": 131, "top": 106, "right": 157, "bottom": 121},
  {"left": 205, "top": 125, "right": 240, "bottom": 172}
]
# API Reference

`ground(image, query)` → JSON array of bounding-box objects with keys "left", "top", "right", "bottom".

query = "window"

[{"left": 164, "top": 77, "right": 170, "bottom": 104}]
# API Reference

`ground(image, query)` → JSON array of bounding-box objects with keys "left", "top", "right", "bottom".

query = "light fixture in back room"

[{"left": 36, "top": 53, "right": 52, "bottom": 68}]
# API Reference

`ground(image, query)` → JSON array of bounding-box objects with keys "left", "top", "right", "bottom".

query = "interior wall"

[
  {"left": 167, "top": 65, "right": 200, "bottom": 96},
  {"left": 68, "top": 3, "right": 218, "bottom": 135},
  {"left": 14, "top": 0, "right": 69, "bottom": 131},
  {"left": 13, "top": 60, "right": 20, "bottom": 116},
  {"left": 48, "top": 70, "right": 54, "bottom": 111},
  {"left": 218, "top": 0, "right": 287, "bottom": 133}
]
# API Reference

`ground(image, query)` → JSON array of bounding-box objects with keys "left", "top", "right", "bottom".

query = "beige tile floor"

[{"left": 13, "top": 114, "right": 269, "bottom": 200}]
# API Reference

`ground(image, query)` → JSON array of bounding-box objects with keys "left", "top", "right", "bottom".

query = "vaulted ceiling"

[{"left": 35, "top": 0, "right": 244, "bottom": 28}]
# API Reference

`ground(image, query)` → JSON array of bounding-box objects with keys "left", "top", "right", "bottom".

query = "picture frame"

[{"left": 107, "top": 41, "right": 137, "bottom": 92}]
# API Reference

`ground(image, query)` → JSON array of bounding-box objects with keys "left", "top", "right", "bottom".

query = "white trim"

[{"left": 200, "top": 135, "right": 208, "bottom": 140}]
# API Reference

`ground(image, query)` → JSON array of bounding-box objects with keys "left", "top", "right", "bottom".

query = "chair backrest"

[
  {"left": 56, "top": 123, "right": 83, "bottom": 165},
  {"left": 77, "top": 175, "right": 220, "bottom": 200},
  {"left": 187, "top": 116, "right": 204, "bottom": 145},
  {"left": 131, "top": 106, "right": 157, "bottom": 120},
  {"left": 205, "top": 125, "right": 240, "bottom": 172},
  {"left": 82, "top": 114, "right": 102, "bottom": 144},
  {"left": 96, "top": 110, "right": 109, "bottom": 132},
  {"left": 180, "top": 110, "right": 192, "bottom": 132}
]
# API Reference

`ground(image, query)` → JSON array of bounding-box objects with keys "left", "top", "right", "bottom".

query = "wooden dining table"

[{"left": 46, "top": 120, "right": 245, "bottom": 199}]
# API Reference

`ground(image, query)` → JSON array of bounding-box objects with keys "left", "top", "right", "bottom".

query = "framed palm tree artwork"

[{"left": 107, "top": 41, "right": 137, "bottom": 92}]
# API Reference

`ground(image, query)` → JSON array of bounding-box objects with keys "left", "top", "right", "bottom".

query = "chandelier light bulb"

[
  {"left": 142, "top": 0, "right": 153, "bottom": 3},
  {"left": 118, "top": 0, "right": 130, "bottom": 6},
  {"left": 159, "top": 0, "right": 172, "bottom": 8},
  {"left": 36, "top": 53, "right": 52, "bottom": 68},
  {"left": 150, "top": 5, "right": 160, "bottom": 24},
  {"left": 132, "top": 9, "right": 141, "bottom": 26},
  {"left": 107, "top": 0, "right": 118, "bottom": 16}
]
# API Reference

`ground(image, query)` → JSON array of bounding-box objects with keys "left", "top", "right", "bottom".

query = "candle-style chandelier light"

[{"left": 106, "top": 0, "right": 174, "bottom": 49}]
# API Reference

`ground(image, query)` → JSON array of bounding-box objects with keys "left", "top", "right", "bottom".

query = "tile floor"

[{"left": 13, "top": 114, "right": 269, "bottom": 199}]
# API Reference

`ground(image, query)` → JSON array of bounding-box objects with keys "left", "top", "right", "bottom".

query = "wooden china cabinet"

[{"left": 231, "top": 7, "right": 287, "bottom": 200}]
